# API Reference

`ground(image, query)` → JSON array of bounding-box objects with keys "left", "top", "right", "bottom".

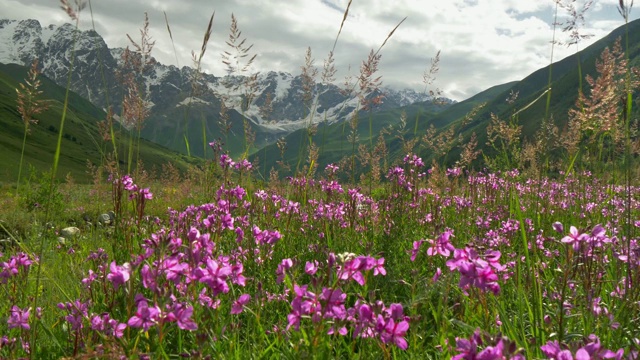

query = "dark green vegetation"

[{"left": 0, "top": 63, "right": 197, "bottom": 184}]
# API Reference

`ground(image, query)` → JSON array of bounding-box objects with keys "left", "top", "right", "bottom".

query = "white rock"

[{"left": 61, "top": 227, "right": 80, "bottom": 238}]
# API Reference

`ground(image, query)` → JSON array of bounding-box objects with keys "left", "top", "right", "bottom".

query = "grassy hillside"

[{"left": 0, "top": 63, "right": 198, "bottom": 185}]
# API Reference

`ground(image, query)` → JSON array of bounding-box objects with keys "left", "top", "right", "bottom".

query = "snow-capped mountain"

[{"left": 0, "top": 19, "right": 452, "bottom": 156}]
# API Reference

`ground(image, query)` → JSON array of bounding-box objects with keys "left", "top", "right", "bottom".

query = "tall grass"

[{"left": 15, "top": 59, "right": 49, "bottom": 194}]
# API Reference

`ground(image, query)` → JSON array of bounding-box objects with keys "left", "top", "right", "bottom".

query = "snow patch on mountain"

[{"left": 178, "top": 97, "right": 211, "bottom": 107}]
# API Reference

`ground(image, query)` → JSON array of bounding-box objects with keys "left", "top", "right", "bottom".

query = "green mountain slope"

[
  {"left": 0, "top": 63, "right": 197, "bottom": 184},
  {"left": 440, "top": 18, "right": 640, "bottom": 163}
]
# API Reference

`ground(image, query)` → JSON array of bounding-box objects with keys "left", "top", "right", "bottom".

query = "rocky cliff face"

[{"left": 0, "top": 18, "right": 452, "bottom": 156}]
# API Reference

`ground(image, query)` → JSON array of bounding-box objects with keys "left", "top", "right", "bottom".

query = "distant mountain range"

[
  {"left": 0, "top": 19, "right": 454, "bottom": 158},
  {"left": 2, "top": 16, "right": 638, "bottom": 182}
]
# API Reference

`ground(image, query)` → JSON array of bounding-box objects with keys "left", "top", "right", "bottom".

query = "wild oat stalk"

[
  {"left": 544, "top": 1, "right": 560, "bottom": 124},
  {"left": 163, "top": 11, "right": 181, "bottom": 69},
  {"left": 259, "top": 92, "right": 274, "bottom": 178},
  {"left": 424, "top": 102, "right": 484, "bottom": 168},
  {"left": 15, "top": 59, "right": 49, "bottom": 193},
  {"left": 121, "top": 13, "right": 155, "bottom": 176},
  {"left": 87, "top": 0, "right": 118, "bottom": 172},
  {"left": 319, "top": 51, "right": 337, "bottom": 157},
  {"left": 347, "top": 17, "right": 405, "bottom": 182},
  {"left": 555, "top": 0, "right": 594, "bottom": 99},
  {"left": 485, "top": 108, "right": 523, "bottom": 172},
  {"left": 565, "top": 39, "right": 636, "bottom": 169},
  {"left": 295, "top": 47, "right": 319, "bottom": 176},
  {"left": 349, "top": 49, "right": 384, "bottom": 183},
  {"left": 414, "top": 50, "right": 442, "bottom": 138},
  {"left": 185, "top": 11, "right": 215, "bottom": 158},
  {"left": 221, "top": 13, "right": 258, "bottom": 158}
]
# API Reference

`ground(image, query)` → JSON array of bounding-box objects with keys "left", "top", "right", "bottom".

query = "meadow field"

[{"left": 1, "top": 0, "right": 640, "bottom": 358}]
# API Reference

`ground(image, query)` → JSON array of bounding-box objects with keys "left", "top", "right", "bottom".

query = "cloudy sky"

[{"left": 1, "top": 0, "right": 638, "bottom": 100}]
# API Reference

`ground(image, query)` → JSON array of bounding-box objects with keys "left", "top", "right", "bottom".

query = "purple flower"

[
  {"left": 139, "top": 187, "right": 153, "bottom": 200},
  {"left": 552, "top": 222, "right": 564, "bottom": 233},
  {"left": 91, "top": 313, "right": 127, "bottom": 338},
  {"left": 561, "top": 226, "right": 589, "bottom": 250},
  {"left": 14, "top": 253, "right": 32, "bottom": 268},
  {"left": 320, "top": 288, "right": 346, "bottom": 319},
  {"left": 195, "top": 258, "right": 232, "bottom": 296},
  {"left": 234, "top": 159, "right": 253, "bottom": 171},
  {"left": 7, "top": 306, "right": 30, "bottom": 330},
  {"left": 140, "top": 264, "right": 158, "bottom": 291},
  {"left": 253, "top": 225, "right": 282, "bottom": 245},
  {"left": 446, "top": 248, "right": 501, "bottom": 295},
  {"left": 373, "top": 257, "right": 386, "bottom": 276},
  {"left": 378, "top": 316, "right": 409, "bottom": 350},
  {"left": 432, "top": 267, "right": 442, "bottom": 283},
  {"left": 305, "top": 260, "right": 319, "bottom": 275},
  {"left": 541, "top": 336, "right": 624, "bottom": 360},
  {"left": 426, "top": 230, "right": 455, "bottom": 257},
  {"left": 121, "top": 175, "right": 135, "bottom": 190},
  {"left": 163, "top": 257, "right": 189, "bottom": 285},
  {"left": 476, "top": 339, "right": 506, "bottom": 359},
  {"left": 106, "top": 261, "right": 131, "bottom": 290},
  {"left": 446, "top": 167, "right": 462, "bottom": 177},
  {"left": 110, "top": 320, "right": 127, "bottom": 338},
  {"left": 276, "top": 258, "right": 293, "bottom": 284},
  {"left": 338, "top": 256, "right": 368, "bottom": 286},
  {"left": 287, "top": 285, "right": 311, "bottom": 331},
  {"left": 219, "top": 154, "right": 235, "bottom": 169},
  {"left": 57, "top": 300, "right": 89, "bottom": 330},
  {"left": 90, "top": 314, "right": 106, "bottom": 332},
  {"left": 231, "top": 294, "right": 251, "bottom": 315},
  {"left": 452, "top": 331, "right": 481, "bottom": 360},
  {"left": 410, "top": 240, "right": 426, "bottom": 262},
  {"left": 81, "top": 269, "right": 98, "bottom": 288},
  {"left": 166, "top": 303, "right": 198, "bottom": 330},
  {"left": 325, "top": 163, "right": 339, "bottom": 174},
  {"left": 541, "top": 341, "right": 563, "bottom": 358},
  {"left": 127, "top": 295, "right": 160, "bottom": 331},
  {"left": 0, "top": 260, "right": 19, "bottom": 283}
]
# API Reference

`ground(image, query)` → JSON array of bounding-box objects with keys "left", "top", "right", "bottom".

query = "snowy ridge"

[{"left": 0, "top": 19, "right": 20, "bottom": 64}]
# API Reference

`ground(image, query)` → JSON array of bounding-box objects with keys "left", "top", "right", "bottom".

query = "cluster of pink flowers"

[
  {"left": 452, "top": 329, "right": 525, "bottom": 359},
  {"left": 278, "top": 252, "right": 409, "bottom": 349},
  {"left": 541, "top": 335, "right": 626, "bottom": 359},
  {"left": 412, "top": 230, "right": 504, "bottom": 295},
  {"left": 445, "top": 247, "right": 504, "bottom": 295},
  {"left": 0, "top": 252, "right": 32, "bottom": 284},
  {"left": 119, "top": 174, "right": 153, "bottom": 200}
]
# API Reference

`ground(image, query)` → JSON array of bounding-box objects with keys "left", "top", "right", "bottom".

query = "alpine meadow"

[{"left": 2, "top": 0, "right": 640, "bottom": 359}]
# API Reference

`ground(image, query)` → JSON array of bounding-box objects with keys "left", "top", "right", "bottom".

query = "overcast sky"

[{"left": 1, "top": 0, "right": 638, "bottom": 100}]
